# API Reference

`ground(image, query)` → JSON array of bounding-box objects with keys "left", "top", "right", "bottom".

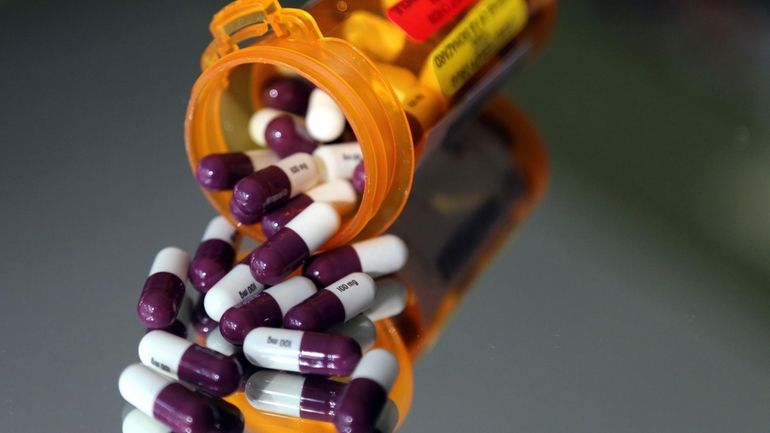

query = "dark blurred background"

[{"left": 1, "top": 1, "right": 768, "bottom": 432}]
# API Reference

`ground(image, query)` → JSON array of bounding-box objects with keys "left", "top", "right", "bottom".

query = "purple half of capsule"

[
  {"left": 137, "top": 272, "right": 186, "bottom": 329},
  {"left": 301, "top": 376, "right": 347, "bottom": 421},
  {"left": 196, "top": 152, "right": 254, "bottom": 191},
  {"left": 149, "top": 319, "right": 187, "bottom": 339},
  {"left": 249, "top": 227, "right": 309, "bottom": 285},
  {"left": 231, "top": 166, "right": 291, "bottom": 221},
  {"left": 261, "top": 76, "right": 313, "bottom": 115},
  {"left": 219, "top": 292, "right": 284, "bottom": 345},
  {"left": 352, "top": 161, "right": 365, "bottom": 194},
  {"left": 283, "top": 290, "right": 346, "bottom": 331},
  {"left": 299, "top": 332, "right": 362, "bottom": 376},
  {"left": 334, "top": 378, "right": 388, "bottom": 433},
  {"left": 260, "top": 193, "right": 314, "bottom": 238},
  {"left": 189, "top": 239, "right": 236, "bottom": 293},
  {"left": 178, "top": 345, "right": 243, "bottom": 397},
  {"left": 153, "top": 383, "right": 244, "bottom": 433},
  {"left": 303, "top": 246, "right": 362, "bottom": 288},
  {"left": 265, "top": 115, "right": 318, "bottom": 158}
]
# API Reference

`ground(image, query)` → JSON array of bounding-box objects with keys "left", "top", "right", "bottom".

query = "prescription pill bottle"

[
  {"left": 211, "top": 96, "right": 547, "bottom": 432},
  {"left": 185, "top": 0, "right": 556, "bottom": 248}
]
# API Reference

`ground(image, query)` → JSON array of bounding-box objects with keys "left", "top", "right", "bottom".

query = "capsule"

[
  {"left": 265, "top": 114, "right": 318, "bottom": 158},
  {"left": 245, "top": 370, "right": 346, "bottom": 421},
  {"left": 230, "top": 152, "right": 320, "bottom": 223},
  {"left": 313, "top": 142, "right": 363, "bottom": 180},
  {"left": 204, "top": 252, "right": 265, "bottom": 322},
  {"left": 261, "top": 76, "right": 313, "bottom": 115},
  {"left": 365, "top": 278, "right": 408, "bottom": 322},
  {"left": 122, "top": 408, "right": 171, "bottom": 433},
  {"left": 248, "top": 108, "right": 300, "bottom": 146},
  {"left": 305, "top": 89, "right": 346, "bottom": 143},
  {"left": 189, "top": 216, "right": 238, "bottom": 293},
  {"left": 219, "top": 276, "right": 317, "bottom": 345},
  {"left": 250, "top": 202, "right": 340, "bottom": 285},
  {"left": 352, "top": 160, "right": 366, "bottom": 193},
  {"left": 334, "top": 349, "right": 398, "bottom": 433},
  {"left": 118, "top": 364, "right": 244, "bottom": 433},
  {"left": 139, "top": 330, "right": 242, "bottom": 396},
  {"left": 284, "top": 273, "right": 376, "bottom": 331},
  {"left": 243, "top": 327, "right": 361, "bottom": 376},
  {"left": 138, "top": 247, "right": 190, "bottom": 329},
  {"left": 303, "top": 234, "right": 408, "bottom": 287},
  {"left": 196, "top": 149, "right": 278, "bottom": 191},
  {"left": 261, "top": 179, "right": 357, "bottom": 237}
]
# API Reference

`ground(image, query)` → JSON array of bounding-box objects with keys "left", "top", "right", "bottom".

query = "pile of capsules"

[{"left": 119, "top": 73, "right": 409, "bottom": 433}]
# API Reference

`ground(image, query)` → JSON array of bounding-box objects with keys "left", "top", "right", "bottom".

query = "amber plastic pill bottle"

[{"left": 185, "top": 0, "right": 555, "bottom": 248}]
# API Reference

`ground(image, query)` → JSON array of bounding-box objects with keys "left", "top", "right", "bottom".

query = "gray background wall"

[{"left": 0, "top": 1, "right": 768, "bottom": 432}]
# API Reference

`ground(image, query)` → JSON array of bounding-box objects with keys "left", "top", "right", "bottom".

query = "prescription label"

[
  {"left": 386, "top": 0, "right": 476, "bottom": 41},
  {"left": 421, "top": 0, "right": 528, "bottom": 96}
]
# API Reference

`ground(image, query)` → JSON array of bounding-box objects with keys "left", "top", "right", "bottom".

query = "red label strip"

[{"left": 387, "top": 0, "right": 477, "bottom": 42}]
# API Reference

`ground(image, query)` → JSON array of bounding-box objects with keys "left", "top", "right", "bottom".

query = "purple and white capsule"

[
  {"left": 245, "top": 370, "right": 346, "bottom": 421},
  {"left": 230, "top": 152, "right": 321, "bottom": 224},
  {"left": 139, "top": 330, "right": 242, "bottom": 397},
  {"left": 261, "top": 179, "right": 357, "bottom": 238},
  {"left": 138, "top": 247, "right": 190, "bottom": 329},
  {"left": 243, "top": 327, "right": 361, "bottom": 376},
  {"left": 284, "top": 272, "right": 376, "bottom": 331},
  {"left": 261, "top": 76, "right": 313, "bottom": 115},
  {"left": 248, "top": 108, "right": 298, "bottom": 146},
  {"left": 118, "top": 364, "right": 244, "bottom": 433},
  {"left": 352, "top": 160, "right": 366, "bottom": 193},
  {"left": 122, "top": 408, "right": 171, "bottom": 433},
  {"left": 196, "top": 149, "right": 278, "bottom": 191},
  {"left": 334, "top": 349, "right": 399, "bottom": 433},
  {"left": 250, "top": 202, "right": 340, "bottom": 285},
  {"left": 189, "top": 216, "right": 238, "bottom": 293},
  {"left": 265, "top": 115, "right": 318, "bottom": 158},
  {"left": 204, "top": 252, "right": 265, "bottom": 322},
  {"left": 306, "top": 89, "right": 346, "bottom": 143},
  {"left": 313, "top": 142, "right": 363, "bottom": 180},
  {"left": 303, "top": 234, "right": 408, "bottom": 288},
  {"left": 219, "top": 276, "right": 317, "bottom": 345}
]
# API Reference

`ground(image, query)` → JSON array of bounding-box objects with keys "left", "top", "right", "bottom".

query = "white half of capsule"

[
  {"left": 148, "top": 247, "right": 190, "bottom": 280},
  {"left": 323, "top": 272, "right": 376, "bottom": 321},
  {"left": 248, "top": 108, "right": 301, "bottom": 146},
  {"left": 272, "top": 152, "right": 321, "bottom": 196},
  {"left": 245, "top": 370, "right": 305, "bottom": 418},
  {"left": 123, "top": 408, "right": 171, "bottom": 433},
  {"left": 201, "top": 216, "right": 237, "bottom": 243},
  {"left": 305, "top": 179, "right": 358, "bottom": 216},
  {"left": 351, "top": 349, "right": 398, "bottom": 391},
  {"left": 264, "top": 276, "right": 317, "bottom": 315},
  {"left": 119, "top": 364, "right": 173, "bottom": 416},
  {"left": 329, "top": 314, "right": 376, "bottom": 352},
  {"left": 305, "top": 89, "right": 346, "bottom": 143},
  {"left": 138, "top": 330, "right": 193, "bottom": 378},
  {"left": 374, "top": 400, "right": 399, "bottom": 433},
  {"left": 365, "top": 278, "right": 407, "bottom": 322},
  {"left": 352, "top": 234, "right": 408, "bottom": 277},
  {"left": 206, "top": 327, "right": 237, "bottom": 356},
  {"left": 313, "top": 142, "right": 363, "bottom": 180},
  {"left": 285, "top": 202, "right": 340, "bottom": 252},
  {"left": 245, "top": 148, "right": 280, "bottom": 171},
  {"left": 243, "top": 327, "right": 303, "bottom": 372},
  {"left": 204, "top": 262, "right": 266, "bottom": 321}
]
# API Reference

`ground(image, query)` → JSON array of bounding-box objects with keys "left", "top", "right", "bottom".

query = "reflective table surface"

[{"left": 1, "top": 1, "right": 769, "bottom": 432}]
